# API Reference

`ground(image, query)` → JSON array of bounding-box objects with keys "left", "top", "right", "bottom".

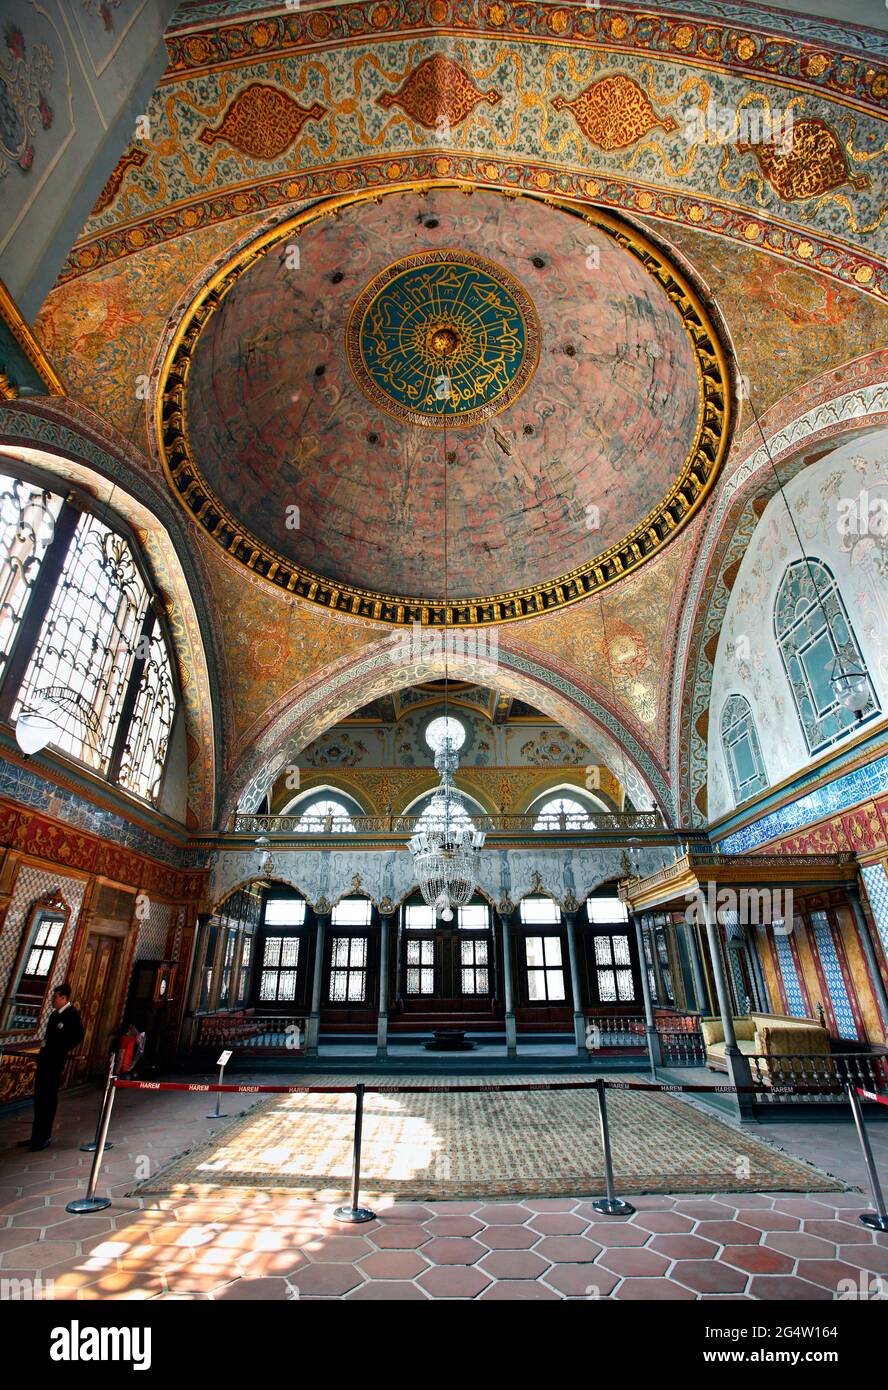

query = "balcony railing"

[
  {"left": 191, "top": 1011, "right": 306, "bottom": 1055},
  {"left": 232, "top": 810, "right": 673, "bottom": 837},
  {"left": 748, "top": 1050, "right": 888, "bottom": 1103}
]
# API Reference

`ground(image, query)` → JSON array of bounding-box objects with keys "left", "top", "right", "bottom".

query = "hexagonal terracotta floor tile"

[
  {"left": 632, "top": 1212, "right": 695, "bottom": 1234},
  {"left": 360, "top": 1250, "right": 429, "bottom": 1280},
  {"left": 720, "top": 1245, "right": 794, "bottom": 1275},
  {"left": 794, "top": 1258, "right": 876, "bottom": 1292},
  {"left": 527, "top": 1213, "right": 589, "bottom": 1236},
  {"left": 480, "top": 1250, "right": 551, "bottom": 1279},
  {"left": 474, "top": 1204, "right": 531, "bottom": 1226},
  {"left": 422, "top": 1237, "right": 485, "bottom": 1266},
  {"left": 735, "top": 1211, "right": 800, "bottom": 1232},
  {"left": 423, "top": 1216, "right": 483, "bottom": 1238},
  {"left": 746, "top": 1275, "right": 834, "bottom": 1300},
  {"left": 616, "top": 1278, "right": 697, "bottom": 1300},
  {"left": 597, "top": 1247, "right": 671, "bottom": 1278},
  {"left": 347, "top": 1281, "right": 429, "bottom": 1299},
  {"left": 369, "top": 1224, "right": 430, "bottom": 1250},
  {"left": 417, "top": 1265, "right": 492, "bottom": 1298},
  {"left": 477, "top": 1225, "right": 539, "bottom": 1250},
  {"left": 805, "top": 1220, "right": 873, "bottom": 1244},
  {"left": 763, "top": 1231, "right": 837, "bottom": 1259},
  {"left": 542, "top": 1263, "right": 620, "bottom": 1298},
  {"left": 648, "top": 1233, "right": 718, "bottom": 1260},
  {"left": 534, "top": 1235, "right": 600, "bottom": 1263},
  {"left": 479, "top": 1280, "right": 561, "bottom": 1300},
  {"left": 293, "top": 1263, "right": 364, "bottom": 1297},
  {"left": 672, "top": 1260, "right": 748, "bottom": 1294},
  {"left": 691, "top": 1220, "right": 761, "bottom": 1246}
]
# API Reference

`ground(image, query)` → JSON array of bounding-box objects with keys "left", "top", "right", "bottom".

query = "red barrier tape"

[
  {"left": 111, "top": 1077, "right": 845, "bottom": 1098},
  {"left": 856, "top": 1086, "right": 888, "bottom": 1106}
]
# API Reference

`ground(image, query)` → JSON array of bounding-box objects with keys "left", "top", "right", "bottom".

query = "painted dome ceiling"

[{"left": 163, "top": 186, "right": 729, "bottom": 616}]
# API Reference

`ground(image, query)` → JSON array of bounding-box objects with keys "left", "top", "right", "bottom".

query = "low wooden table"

[{"left": 424, "top": 1030, "right": 476, "bottom": 1052}]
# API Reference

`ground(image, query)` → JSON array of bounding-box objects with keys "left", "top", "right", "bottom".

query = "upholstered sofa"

[{"left": 701, "top": 1012, "right": 831, "bottom": 1082}]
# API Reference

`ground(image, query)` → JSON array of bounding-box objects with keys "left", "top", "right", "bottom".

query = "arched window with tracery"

[
  {"left": 294, "top": 798, "right": 357, "bottom": 833},
  {"left": 0, "top": 468, "right": 179, "bottom": 807},
  {"left": 532, "top": 795, "right": 597, "bottom": 830},
  {"left": 720, "top": 694, "right": 768, "bottom": 806},
  {"left": 774, "top": 558, "right": 878, "bottom": 755}
]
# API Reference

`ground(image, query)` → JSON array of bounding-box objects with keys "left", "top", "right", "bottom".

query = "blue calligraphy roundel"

[{"left": 346, "top": 250, "right": 541, "bottom": 428}]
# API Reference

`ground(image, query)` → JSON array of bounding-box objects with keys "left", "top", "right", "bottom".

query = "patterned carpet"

[{"left": 132, "top": 1075, "right": 844, "bottom": 1201}]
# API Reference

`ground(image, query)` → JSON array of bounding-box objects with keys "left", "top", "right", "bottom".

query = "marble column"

[
  {"left": 630, "top": 912, "right": 662, "bottom": 1068},
  {"left": 700, "top": 895, "right": 754, "bottom": 1118},
  {"left": 684, "top": 920, "right": 709, "bottom": 1013},
  {"left": 305, "top": 904, "right": 330, "bottom": 1058},
  {"left": 377, "top": 909, "right": 395, "bottom": 1059},
  {"left": 497, "top": 902, "right": 518, "bottom": 1059},
  {"left": 563, "top": 909, "right": 586, "bottom": 1054}
]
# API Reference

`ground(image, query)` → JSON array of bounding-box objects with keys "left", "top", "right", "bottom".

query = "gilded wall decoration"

[
  {"left": 376, "top": 53, "right": 501, "bottom": 128},
  {"left": 92, "top": 147, "right": 149, "bottom": 216},
  {"left": 54, "top": 11, "right": 888, "bottom": 299},
  {"left": 198, "top": 82, "right": 327, "bottom": 159},
  {"left": 736, "top": 118, "right": 870, "bottom": 202},
  {"left": 552, "top": 73, "right": 677, "bottom": 152},
  {"left": 642, "top": 223, "right": 888, "bottom": 415}
]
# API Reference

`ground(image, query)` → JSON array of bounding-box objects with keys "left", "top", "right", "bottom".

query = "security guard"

[{"left": 20, "top": 983, "right": 84, "bottom": 1151}]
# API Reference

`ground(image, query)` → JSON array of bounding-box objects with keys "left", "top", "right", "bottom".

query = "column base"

[
  {"left": 304, "top": 1013, "right": 320, "bottom": 1058},
  {"left": 573, "top": 1012, "right": 587, "bottom": 1055},
  {"left": 505, "top": 1013, "right": 517, "bottom": 1059}
]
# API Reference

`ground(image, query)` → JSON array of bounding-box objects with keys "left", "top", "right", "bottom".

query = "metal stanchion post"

[
  {"left": 591, "top": 1076, "right": 635, "bottom": 1217},
  {"left": 208, "top": 1049, "right": 232, "bottom": 1119},
  {"left": 80, "top": 1052, "right": 116, "bottom": 1153},
  {"left": 846, "top": 1083, "right": 888, "bottom": 1233},
  {"left": 66, "top": 1066, "right": 118, "bottom": 1214},
  {"left": 333, "top": 1083, "right": 376, "bottom": 1224}
]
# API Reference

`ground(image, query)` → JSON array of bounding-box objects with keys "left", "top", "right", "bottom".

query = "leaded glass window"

[
  {"left": 721, "top": 694, "right": 768, "bottom": 805},
  {"left": 775, "top": 559, "right": 878, "bottom": 755},
  {"left": 117, "top": 625, "right": 176, "bottom": 804},
  {"left": 592, "top": 934, "right": 634, "bottom": 1002},
  {"left": 0, "top": 474, "right": 62, "bottom": 683},
  {"left": 406, "top": 938, "right": 435, "bottom": 995},
  {"left": 461, "top": 937, "right": 489, "bottom": 995},
  {"left": 525, "top": 936, "right": 566, "bottom": 1001},
  {"left": 13, "top": 512, "right": 150, "bottom": 770},
  {"left": 533, "top": 796, "right": 595, "bottom": 830},
  {"left": 295, "top": 799, "right": 356, "bottom": 833},
  {"left": 329, "top": 936, "right": 367, "bottom": 1002},
  {"left": 259, "top": 933, "right": 300, "bottom": 1002}
]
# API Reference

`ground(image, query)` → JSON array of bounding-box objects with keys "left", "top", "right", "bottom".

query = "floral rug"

[{"left": 132, "top": 1075, "right": 844, "bottom": 1201}]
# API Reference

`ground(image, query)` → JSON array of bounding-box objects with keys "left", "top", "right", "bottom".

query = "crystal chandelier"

[
  {"left": 408, "top": 737, "right": 486, "bottom": 921},
  {"left": 406, "top": 336, "right": 485, "bottom": 917}
]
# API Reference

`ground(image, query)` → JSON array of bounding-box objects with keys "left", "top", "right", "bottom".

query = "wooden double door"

[{"left": 401, "top": 926, "right": 494, "bottom": 1008}]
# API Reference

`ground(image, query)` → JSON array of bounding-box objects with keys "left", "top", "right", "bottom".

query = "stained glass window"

[
  {"left": 13, "top": 512, "right": 150, "bottom": 770},
  {"left": 0, "top": 474, "right": 62, "bottom": 684},
  {"left": 775, "top": 559, "right": 878, "bottom": 755},
  {"left": 524, "top": 935, "right": 566, "bottom": 1000},
  {"left": 721, "top": 694, "right": 768, "bottom": 805},
  {"left": 117, "top": 624, "right": 176, "bottom": 804},
  {"left": 461, "top": 937, "right": 489, "bottom": 994}
]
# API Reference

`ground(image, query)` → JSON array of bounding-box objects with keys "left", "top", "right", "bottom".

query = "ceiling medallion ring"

[
  {"left": 345, "top": 249, "right": 541, "bottom": 429},
  {"left": 155, "top": 180, "right": 733, "bottom": 627}
]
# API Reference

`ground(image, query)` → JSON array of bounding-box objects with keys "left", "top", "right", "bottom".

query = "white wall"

[{"left": 707, "top": 430, "right": 888, "bottom": 822}]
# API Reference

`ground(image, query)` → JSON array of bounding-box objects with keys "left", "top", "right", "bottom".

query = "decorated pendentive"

[{"left": 345, "top": 250, "right": 540, "bottom": 429}]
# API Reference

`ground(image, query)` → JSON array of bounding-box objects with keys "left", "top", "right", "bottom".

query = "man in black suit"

[{"left": 20, "top": 983, "right": 84, "bottom": 1151}]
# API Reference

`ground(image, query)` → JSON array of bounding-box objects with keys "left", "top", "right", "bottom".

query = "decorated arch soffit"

[
  {"left": 672, "top": 348, "right": 888, "bottom": 827},
  {"left": 60, "top": 2, "right": 887, "bottom": 300},
  {"left": 0, "top": 397, "right": 222, "bottom": 829},
  {"left": 218, "top": 628, "right": 673, "bottom": 826}
]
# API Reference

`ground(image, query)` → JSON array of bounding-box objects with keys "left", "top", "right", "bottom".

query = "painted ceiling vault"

[{"left": 14, "top": 0, "right": 887, "bottom": 826}]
